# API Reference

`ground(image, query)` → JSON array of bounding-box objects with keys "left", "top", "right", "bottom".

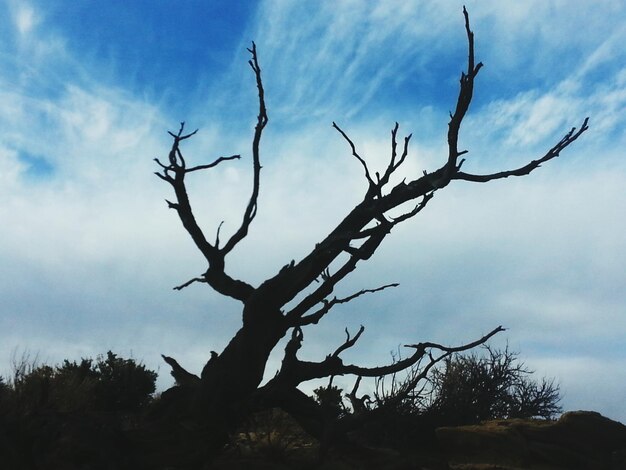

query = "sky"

[{"left": 0, "top": 0, "right": 625, "bottom": 422}]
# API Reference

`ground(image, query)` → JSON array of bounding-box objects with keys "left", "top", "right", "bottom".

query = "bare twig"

[
  {"left": 186, "top": 154, "right": 241, "bottom": 172},
  {"left": 173, "top": 276, "right": 207, "bottom": 291},
  {"left": 297, "top": 283, "right": 399, "bottom": 326},
  {"left": 378, "top": 123, "right": 413, "bottom": 189},
  {"left": 332, "top": 326, "right": 365, "bottom": 358},
  {"left": 333, "top": 122, "right": 377, "bottom": 194}
]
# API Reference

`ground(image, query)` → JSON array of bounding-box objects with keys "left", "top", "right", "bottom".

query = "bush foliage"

[
  {"left": 367, "top": 345, "right": 562, "bottom": 425},
  {"left": 310, "top": 345, "right": 563, "bottom": 449},
  {"left": 0, "top": 346, "right": 561, "bottom": 463},
  {"left": 425, "top": 346, "right": 562, "bottom": 425},
  {"left": 1, "top": 351, "right": 157, "bottom": 414}
]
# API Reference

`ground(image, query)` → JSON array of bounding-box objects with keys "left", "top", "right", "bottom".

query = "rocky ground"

[
  {"left": 437, "top": 411, "right": 626, "bottom": 470},
  {"left": 1, "top": 410, "right": 624, "bottom": 469}
]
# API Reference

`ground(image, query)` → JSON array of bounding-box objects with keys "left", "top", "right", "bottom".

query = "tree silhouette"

[{"left": 154, "top": 8, "right": 588, "bottom": 452}]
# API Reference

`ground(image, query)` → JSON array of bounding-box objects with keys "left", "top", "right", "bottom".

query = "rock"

[{"left": 436, "top": 411, "right": 626, "bottom": 469}]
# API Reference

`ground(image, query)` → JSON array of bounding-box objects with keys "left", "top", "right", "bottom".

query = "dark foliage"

[
  {"left": 425, "top": 346, "right": 562, "bottom": 425},
  {"left": 0, "top": 352, "right": 157, "bottom": 469},
  {"left": 2, "top": 351, "right": 157, "bottom": 414},
  {"left": 93, "top": 351, "right": 157, "bottom": 411},
  {"left": 313, "top": 383, "right": 347, "bottom": 419},
  {"left": 0, "top": 376, "right": 8, "bottom": 413},
  {"left": 343, "top": 346, "right": 562, "bottom": 450},
  {"left": 230, "top": 407, "right": 315, "bottom": 463}
]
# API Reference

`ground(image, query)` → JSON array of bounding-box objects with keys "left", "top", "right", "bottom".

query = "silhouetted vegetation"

[
  {"left": 425, "top": 346, "right": 562, "bottom": 425},
  {"left": 0, "top": 352, "right": 157, "bottom": 469},
  {"left": 2, "top": 351, "right": 156, "bottom": 415},
  {"left": 313, "top": 383, "right": 348, "bottom": 418},
  {"left": 306, "top": 346, "right": 562, "bottom": 452},
  {"left": 1, "top": 348, "right": 623, "bottom": 469},
  {"left": 229, "top": 407, "right": 315, "bottom": 464}
]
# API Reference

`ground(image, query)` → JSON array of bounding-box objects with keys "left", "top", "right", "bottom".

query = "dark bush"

[
  {"left": 11, "top": 361, "right": 55, "bottom": 412},
  {"left": 425, "top": 345, "right": 562, "bottom": 425},
  {"left": 2, "top": 351, "right": 157, "bottom": 414},
  {"left": 93, "top": 351, "right": 157, "bottom": 411},
  {"left": 349, "top": 345, "right": 562, "bottom": 449},
  {"left": 313, "top": 384, "right": 346, "bottom": 418},
  {"left": 0, "top": 375, "right": 10, "bottom": 410}
]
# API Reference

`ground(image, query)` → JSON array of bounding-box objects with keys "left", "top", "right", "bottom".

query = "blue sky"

[{"left": 1, "top": 0, "right": 625, "bottom": 422}]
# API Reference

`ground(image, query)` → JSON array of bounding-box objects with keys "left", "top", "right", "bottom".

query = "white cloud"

[{"left": 15, "top": 4, "right": 37, "bottom": 35}]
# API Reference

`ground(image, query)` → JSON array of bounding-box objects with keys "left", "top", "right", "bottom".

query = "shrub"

[
  {"left": 93, "top": 351, "right": 157, "bottom": 411},
  {"left": 313, "top": 384, "right": 346, "bottom": 418},
  {"left": 2, "top": 351, "right": 157, "bottom": 414},
  {"left": 425, "top": 345, "right": 562, "bottom": 425},
  {"left": 233, "top": 408, "right": 313, "bottom": 462},
  {"left": 0, "top": 375, "right": 10, "bottom": 410},
  {"left": 346, "top": 346, "right": 561, "bottom": 450},
  {"left": 10, "top": 356, "right": 55, "bottom": 412}
]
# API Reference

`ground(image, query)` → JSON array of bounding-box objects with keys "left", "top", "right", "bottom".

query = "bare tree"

[{"left": 153, "top": 8, "right": 588, "bottom": 452}]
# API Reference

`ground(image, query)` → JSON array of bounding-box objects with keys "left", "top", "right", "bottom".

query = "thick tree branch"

[
  {"left": 161, "top": 354, "right": 200, "bottom": 386},
  {"left": 445, "top": 6, "right": 483, "bottom": 183},
  {"left": 155, "top": 123, "right": 222, "bottom": 267},
  {"left": 155, "top": 126, "right": 254, "bottom": 301},
  {"left": 274, "top": 326, "right": 504, "bottom": 387},
  {"left": 284, "top": 222, "right": 391, "bottom": 322}
]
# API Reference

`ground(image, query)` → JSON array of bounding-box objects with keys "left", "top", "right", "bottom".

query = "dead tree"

[{"left": 153, "top": 8, "right": 588, "bottom": 451}]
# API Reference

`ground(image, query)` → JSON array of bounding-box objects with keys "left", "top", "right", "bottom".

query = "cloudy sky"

[{"left": 1, "top": 0, "right": 625, "bottom": 422}]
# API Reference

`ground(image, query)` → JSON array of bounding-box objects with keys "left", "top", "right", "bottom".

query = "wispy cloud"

[{"left": 14, "top": 4, "right": 37, "bottom": 35}]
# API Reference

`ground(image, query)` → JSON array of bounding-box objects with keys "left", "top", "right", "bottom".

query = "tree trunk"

[{"left": 193, "top": 304, "right": 287, "bottom": 433}]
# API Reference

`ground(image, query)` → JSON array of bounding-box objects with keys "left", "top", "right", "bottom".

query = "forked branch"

[
  {"left": 224, "top": 5, "right": 587, "bottom": 319},
  {"left": 154, "top": 45, "right": 269, "bottom": 302},
  {"left": 378, "top": 123, "right": 412, "bottom": 189},
  {"left": 332, "top": 326, "right": 365, "bottom": 358}
]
